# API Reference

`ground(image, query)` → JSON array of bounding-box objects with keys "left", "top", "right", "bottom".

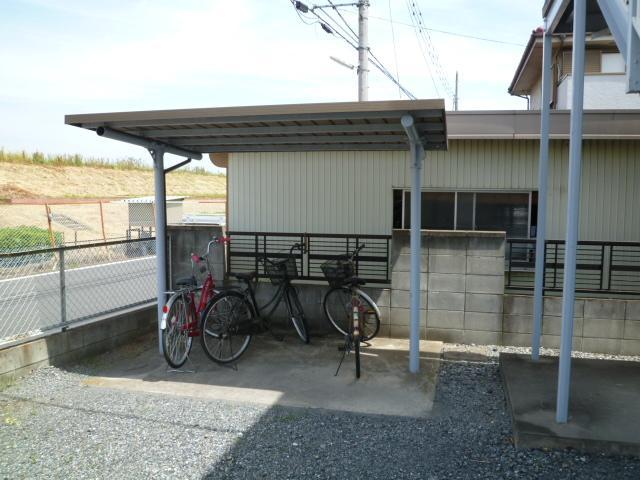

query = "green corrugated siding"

[{"left": 229, "top": 140, "right": 640, "bottom": 241}]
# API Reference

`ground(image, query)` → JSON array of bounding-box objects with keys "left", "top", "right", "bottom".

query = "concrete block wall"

[
  {"left": 503, "top": 295, "right": 640, "bottom": 355},
  {"left": 388, "top": 230, "right": 506, "bottom": 344},
  {"left": 168, "top": 224, "right": 225, "bottom": 290}
]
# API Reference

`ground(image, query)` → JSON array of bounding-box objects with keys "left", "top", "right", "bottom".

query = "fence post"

[{"left": 59, "top": 248, "right": 67, "bottom": 325}]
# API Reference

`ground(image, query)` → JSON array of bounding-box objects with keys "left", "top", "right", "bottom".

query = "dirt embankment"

[{"left": 0, "top": 162, "right": 226, "bottom": 201}]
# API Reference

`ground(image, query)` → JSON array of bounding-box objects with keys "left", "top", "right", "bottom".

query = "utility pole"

[
  {"left": 454, "top": 71, "right": 459, "bottom": 111},
  {"left": 357, "top": 1, "right": 369, "bottom": 101}
]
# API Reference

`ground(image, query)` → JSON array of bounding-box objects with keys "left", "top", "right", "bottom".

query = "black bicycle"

[
  {"left": 199, "top": 243, "right": 309, "bottom": 364},
  {"left": 321, "top": 244, "right": 382, "bottom": 379}
]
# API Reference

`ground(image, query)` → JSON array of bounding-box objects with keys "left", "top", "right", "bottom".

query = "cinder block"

[
  {"left": 390, "top": 324, "right": 427, "bottom": 340},
  {"left": 391, "top": 253, "right": 428, "bottom": 273},
  {"left": 428, "top": 291, "right": 465, "bottom": 311},
  {"left": 624, "top": 320, "right": 640, "bottom": 340},
  {"left": 621, "top": 339, "right": 640, "bottom": 356},
  {"left": 427, "top": 310, "right": 464, "bottom": 329},
  {"left": 428, "top": 255, "right": 466, "bottom": 274},
  {"left": 583, "top": 318, "right": 624, "bottom": 339},
  {"left": 583, "top": 298, "right": 625, "bottom": 320},
  {"left": 463, "top": 330, "right": 502, "bottom": 346},
  {"left": 465, "top": 293, "right": 503, "bottom": 314},
  {"left": 464, "top": 312, "right": 502, "bottom": 332},
  {"left": 467, "top": 237, "right": 505, "bottom": 257},
  {"left": 542, "top": 315, "right": 583, "bottom": 337},
  {"left": 503, "top": 314, "right": 534, "bottom": 334},
  {"left": 390, "top": 289, "right": 426, "bottom": 309},
  {"left": 391, "top": 271, "right": 428, "bottom": 291},
  {"left": 503, "top": 332, "right": 532, "bottom": 347},
  {"left": 626, "top": 301, "right": 640, "bottom": 321},
  {"left": 391, "top": 232, "right": 411, "bottom": 256},
  {"left": 543, "top": 296, "right": 584, "bottom": 318},
  {"left": 363, "top": 288, "right": 390, "bottom": 308},
  {"left": 426, "top": 328, "right": 464, "bottom": 344},
  {"left": 542, "top": 335, "right": 582, "bottom": 351},
  {"left": 428, "top": 273, "right": 465, "bottom": 293},
  {"left": 466, "top": 256, "right": 505, "bottom": 276},
  {"left": 377, "top": 306, "right": 391, "bottom": 325},
  {"left": 465, "top": 275, "right": 504, "bottom": 295},
  {"left": 582, "top": 337, "right": 621, "bottom": 355},
  {"left": 503, "top": 295, "right": 534, "bottom": 316},
  {"left": 389, "top": 307, "right": 426, "bottom": 326},
  {"left": 377, "top": 323, "right": 391, "bottom": 338},
  {"left": 428, "top": 236, "right": 468, "bottom": 255}
]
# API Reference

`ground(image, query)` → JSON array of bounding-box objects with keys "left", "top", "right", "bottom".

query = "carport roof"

[{"left": 65, "top": 99, "right": 447, "bottom": 154}]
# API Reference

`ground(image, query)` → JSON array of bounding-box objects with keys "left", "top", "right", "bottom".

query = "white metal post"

[
  {"left": 401, "top": 114, "right": 424, "bottom": 374},
  {"left": 357, "top": 1, "right": 369, "bottom": 101},
  {"left": 532, "top": 23, "right": 553, "bottom": 361},
  {"left": 152, "top": 148, "right": 168, "bottom": 353},
  {"left": 556, "top": 0, "right": 586, "bottom": 424}
]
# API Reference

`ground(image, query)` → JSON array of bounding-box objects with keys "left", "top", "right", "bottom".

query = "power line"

[
  {"left": 388, "top": 0, "right": 402, "bottom": 99},
  {"left": 289, "top": 1, "right": 417, "bottom": 100},
  {"left": 337, "top": 7, "right": 526, "bottom": 47}
]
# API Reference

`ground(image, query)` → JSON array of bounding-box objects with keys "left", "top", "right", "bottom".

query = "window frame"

[{"left": 393, "top": 189, "right": 537, "bottom": 239}]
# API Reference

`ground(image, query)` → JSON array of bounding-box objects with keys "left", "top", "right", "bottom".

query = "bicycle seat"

[
  {"left": 176, "top": 276, "right": 197, "bottom": 287},
  {"left": 233, "top": 271, "right": 257, "bottom": 282}
]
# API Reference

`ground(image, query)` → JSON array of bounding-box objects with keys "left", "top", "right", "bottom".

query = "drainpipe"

[
  {"left": 401, "top": 114, "right": 424, "bottom": 374},
  {"left": 96, "top": 127, "right": 202, "bottom": 353},
  {"left": 532, "top": 21, "right": 553, "bottom": 361},
  {"left": 556, "top": 0, "right": 586, "bottom": 424}
]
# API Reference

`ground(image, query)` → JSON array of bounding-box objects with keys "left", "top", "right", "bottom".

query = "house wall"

[
  {"left": 229, "top": 139, "right": 640, "bottom": 241},
  {"left": 557, "top": 74, "right": 640, "bottom": 109}
]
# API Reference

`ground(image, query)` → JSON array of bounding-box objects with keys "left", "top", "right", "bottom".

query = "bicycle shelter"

[{"left": 65, "top": 100, "right": 448, "bottom": 374}]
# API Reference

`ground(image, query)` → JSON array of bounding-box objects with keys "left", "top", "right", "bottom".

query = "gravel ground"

[
  {"left": 1, "top": 356, "right": 639, "bottom": 479},
  {"left": 443, "top": 343, "right": 640, "bottom": 362}
]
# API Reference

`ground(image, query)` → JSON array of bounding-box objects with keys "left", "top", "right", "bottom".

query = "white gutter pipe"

[
  {"left": 532, "top": 22, "right": 553, "bottom": 361},
  {"left": 401, "top": 114, "right": 424, "bottom": 374}
]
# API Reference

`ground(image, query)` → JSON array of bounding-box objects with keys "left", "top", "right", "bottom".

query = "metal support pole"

[
  {"left": 532, "top": 22, "right": 553, "bottom": 361},
  {"left": 152, "top": 148, "right": 168, "bottom": 353},
  {"left": 556, "top": 0, "right": 586, "bottom": 424},
  {"left": 357, "top": 1, "right": 369, "bottom": 101},
  {"left": 59, "top": 248, "right": 66, "bottom": 325},
  {"left": 402, "top": 114, "right": 424, "bottom": 374}
]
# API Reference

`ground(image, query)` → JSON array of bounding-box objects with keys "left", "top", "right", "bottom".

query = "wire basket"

[
  {"left": 321, "top": 259, "right": 354, "bottom": 287},
  {"left": 265, "top": 257, "right": 298, "bottom": 285}
]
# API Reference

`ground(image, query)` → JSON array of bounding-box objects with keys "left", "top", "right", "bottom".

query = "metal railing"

[
  {"left": 227, "top": 231, "right": 392, "bottom": 284},
  {"left": 506, "top": 238, "right": 640, "bottom": 295},
  {"left": 0, "top": 237, "right": 157, "bottom": 344}
]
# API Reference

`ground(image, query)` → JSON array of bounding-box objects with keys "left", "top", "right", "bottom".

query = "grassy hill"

[{"left": 0, "top": 150, "right": 226, "bottom": 200}]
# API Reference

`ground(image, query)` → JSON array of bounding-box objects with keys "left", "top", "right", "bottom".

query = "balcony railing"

[
  {"left": 506, "top": 239, "right": 640, "bottom": 295},
  {"left": 226, "top": 231, "right": 392, "bottom": 285}
]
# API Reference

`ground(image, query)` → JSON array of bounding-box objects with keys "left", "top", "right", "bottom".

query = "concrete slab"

[
  {"left": 500, "top": 353, "right": 640, "bottom": 456},
  {"left": 82, "top": 334, "right": 443, "bottom": 418}
]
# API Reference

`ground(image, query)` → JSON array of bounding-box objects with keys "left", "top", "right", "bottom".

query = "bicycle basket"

[
  {"left": 265, "top": 257, "right": 298, "bottom": 285},
  {"left": 320, "top": 259, "right": 354, "bottom": 287}
]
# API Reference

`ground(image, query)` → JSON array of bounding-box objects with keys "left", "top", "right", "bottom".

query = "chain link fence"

[{"left": 0, "top": 238, "right": 156, "bottom": 344}]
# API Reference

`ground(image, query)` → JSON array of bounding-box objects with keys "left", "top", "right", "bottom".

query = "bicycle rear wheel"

[
  {"left": 200, "top": 291, "right": 253, "bottom": 364},
  {"left": 162, "top": 294, "right": 193, "bottom": 368},
  {"left": 286, "top": 287, "right": 309, "bottom": 344},
  {"left": 323, "top": 287, "right": 381, "bottom": 341}
]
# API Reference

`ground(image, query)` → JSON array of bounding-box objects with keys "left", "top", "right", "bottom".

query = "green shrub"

[{"left": 0, "top": 227, "right": 63, "bottom": 253}]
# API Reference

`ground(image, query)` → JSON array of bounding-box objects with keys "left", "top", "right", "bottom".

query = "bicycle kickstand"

[{"left": 334, "top": 337, "right": 349, "bottom": 376}]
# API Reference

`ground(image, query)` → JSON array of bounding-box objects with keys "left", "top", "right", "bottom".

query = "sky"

[{"left": 0, "top": 0, "right": 542, "bottom": 171}]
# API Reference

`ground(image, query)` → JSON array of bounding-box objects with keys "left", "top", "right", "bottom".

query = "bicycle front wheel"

[
  {"left": 200, "top": 291, "right": 253, "bottom": 364},
  {"left": 162, "top": 294, "right": 193, "bottom": 368},
  {"left": 323, "top": 287, "right": 381, "bottom": 341},
  {"left": 286, "top": 287, "right": 309, "bottom": 344}
]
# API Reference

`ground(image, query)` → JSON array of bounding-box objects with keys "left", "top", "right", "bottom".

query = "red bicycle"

[{"left": 161, "top": 236, "right": 226, "bottom": 368}]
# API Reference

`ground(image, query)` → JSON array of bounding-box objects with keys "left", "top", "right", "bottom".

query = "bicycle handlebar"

[{"left": 349, "top": 243, "right": 366, "bottom": 261}]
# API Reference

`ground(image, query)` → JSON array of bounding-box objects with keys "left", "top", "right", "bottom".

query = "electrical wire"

[
  {"left": 289, "top": 0, "right": 417, "bottom": 99},
  {"left": 336, "top": 7, "right": 526, "bottom": 47},
  {"left": 388, "top": 0, "right": 402, "bottom": 99}
]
